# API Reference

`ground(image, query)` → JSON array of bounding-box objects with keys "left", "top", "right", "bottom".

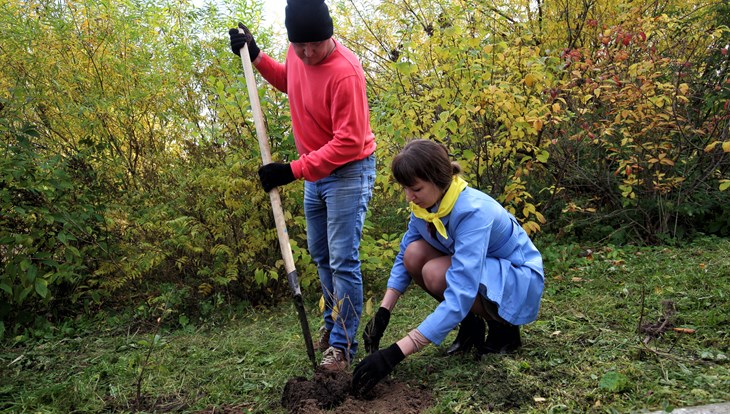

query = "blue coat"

[{"left": 387, "top": 187, "right": 545, "bottom": 345}]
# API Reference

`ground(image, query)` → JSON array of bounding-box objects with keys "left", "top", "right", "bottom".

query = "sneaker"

[
  {"left": 320, "top": 346, "right": 349, "bottom": 371},
  {"left": 317, "top": 327, "right": 331, "bottom": 352}
]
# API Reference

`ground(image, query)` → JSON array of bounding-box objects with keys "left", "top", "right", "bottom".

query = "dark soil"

[
  {"left": 639, "top": 299, "right": 677, "bottom": 342},
  {"left": 281, "top": 370, "right": 433, "bottom": 414}
]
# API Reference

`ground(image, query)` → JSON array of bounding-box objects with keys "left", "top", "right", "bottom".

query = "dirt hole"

[{"left": 281, "top": 370, "right": 433, "bottom": 414}]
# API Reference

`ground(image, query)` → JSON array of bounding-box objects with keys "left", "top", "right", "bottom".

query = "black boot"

[
  {"left": 479, "top": 320, "right": 522, "bottom": 355},
  {"left": 446, "top": 313, "right": 485, "bottom": 356}
]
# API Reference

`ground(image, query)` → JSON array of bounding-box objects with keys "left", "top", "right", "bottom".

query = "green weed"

[{"left": 1, "top": 237, "right": 728, "bottom": 413}]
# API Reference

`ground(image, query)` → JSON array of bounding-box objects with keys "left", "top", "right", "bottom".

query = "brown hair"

[{"left": 391, "top": 139, "right": 462, "bottom": 190}]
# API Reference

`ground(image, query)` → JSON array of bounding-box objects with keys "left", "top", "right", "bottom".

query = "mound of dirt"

[{"left": 281, "top": 370, "right": 433, "bottom": 414}]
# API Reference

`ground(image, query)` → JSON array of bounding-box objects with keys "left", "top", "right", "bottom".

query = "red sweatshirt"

[{"left": 254, "top": 39, "right": 376, "bottom": 181}]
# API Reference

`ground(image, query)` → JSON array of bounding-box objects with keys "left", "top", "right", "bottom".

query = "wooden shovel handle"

[
  {"left": 239, "top": 43, "right": 297, "bottom": 277},
  {"left": 238, "top": 39, "right": 316, "bottom": 371}
]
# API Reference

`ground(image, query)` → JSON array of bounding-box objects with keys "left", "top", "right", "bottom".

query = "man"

[{"left": 229, "top": 0, "right": 376, "bottom": 371}]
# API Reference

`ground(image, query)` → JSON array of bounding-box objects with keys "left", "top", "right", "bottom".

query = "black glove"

[
  {"left": 363, "top": 307, "right": 391, "bottom": 353},
  {"left": 258, "top": 162, "right": 295, "bottom": 192},
  {"left": 352, "top": 343, "right": 405, "bottom": 395},
  {"left": 229, "top": 22, "right": 260, "bottom": 61}
]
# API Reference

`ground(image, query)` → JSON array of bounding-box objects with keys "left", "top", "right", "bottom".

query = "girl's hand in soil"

[
  {"left": 363, "top": 307, "right": 391, "bottom": 353},
  {"left": 351, "top": 343, "right": 405, "bottom": 395}
]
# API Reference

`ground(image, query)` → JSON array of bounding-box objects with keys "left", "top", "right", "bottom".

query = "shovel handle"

[
  {"left": 238, "top": 40, "right": 317, "bottom": 371},
  {"left": 238, "top": 42, "right": 296, "bottom": 276}
]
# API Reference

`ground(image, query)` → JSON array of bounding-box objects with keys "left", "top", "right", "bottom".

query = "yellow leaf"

[
  {"left": 521, "top": 221, "right": 541, "bottom": 235},
  {"left": 704, "top": 141, "right": 720, "bottom": 152},
  {"left": 552, "top": 103, "right": 561, "bottom": 113},
  {"left": 679, "top": 83, "right": 689, "bottom": 95},
  {"left": 524, "top": 73, "right": 536, "bottom": 87},
  {"left": 533, "top": 119, "right": 543, "bottom": 131},
  {"left": 723, "top": 141, "right": 730, "bottom": 152},
  {"left": 535, "top": 211, "right": 546, "bottom": 224},
  {"left": 365, "top": 297, "right": 373, "bottom": 316},
  {"left": 331, "top": 299, "right": 343, "bottom": 322},
  {"left": 198, "top": 283, "right": 213, "bottom": 296}
]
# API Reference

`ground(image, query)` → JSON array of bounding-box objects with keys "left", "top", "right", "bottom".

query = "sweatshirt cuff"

[{"left": 289, "top": 159, "right": 304, "bottom": 180}]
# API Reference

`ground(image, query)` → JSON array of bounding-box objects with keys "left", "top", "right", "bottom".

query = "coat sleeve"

[{"left": 416, "top": 207, "right": 495, "bottom": 345}]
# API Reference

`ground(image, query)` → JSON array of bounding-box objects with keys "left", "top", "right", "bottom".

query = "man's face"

[{"left": 291, "top": 39, "right": 332, "bottom": 65}]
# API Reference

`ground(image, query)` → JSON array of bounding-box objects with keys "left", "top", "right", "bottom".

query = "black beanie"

[{"left": 285, "top": 0, "right": 333, "bottom": 43}]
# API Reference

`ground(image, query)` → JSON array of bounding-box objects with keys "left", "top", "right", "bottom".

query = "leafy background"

[
  {"left": 1, "top": 0, "right": 729, "bottom": 412},
  {"left": 0, "top": 0, "right": 728, "bottom": 360}
]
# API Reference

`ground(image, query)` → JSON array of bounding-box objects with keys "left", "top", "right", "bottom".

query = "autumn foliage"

[
  {"left": 336, "top": 0, "right": 729, "bottom": 242},
  {"left": 0, "top": 0, "right": 728, "bottom": 333}
]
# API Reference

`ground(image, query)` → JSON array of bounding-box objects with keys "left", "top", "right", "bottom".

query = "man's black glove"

[
  {"left": 229, "top": 22, "right": 260, "bottom": 61},
  {"left": 363, "top": 307, "right": 391, "bottom": 353},
  {"left": 352, "top": 343, "right": 405, "bottom": 395},
  {"left": 258, "top": 163, "right": 295, "bottom": 192}
]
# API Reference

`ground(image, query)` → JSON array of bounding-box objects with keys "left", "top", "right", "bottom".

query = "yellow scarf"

[{"left": 410, "top": 176, "right": 468, "bottom": 239}]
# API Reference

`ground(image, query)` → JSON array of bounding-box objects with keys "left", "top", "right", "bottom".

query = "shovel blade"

[{"left": 288, "top": 270, "right": 317, "bottom": 370}]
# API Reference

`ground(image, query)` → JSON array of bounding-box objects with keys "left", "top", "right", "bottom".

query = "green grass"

[{"left": 1, "top": 236, "right": 729, "bottom": 413}]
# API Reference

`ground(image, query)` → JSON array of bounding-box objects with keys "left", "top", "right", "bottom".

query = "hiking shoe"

[
  {"left": 320, "top": 346, "right": 349, "bottom": 371},
  {"left": 446, "top": 312, "right": 486, "bottom": 356},
  {"left": 317, "top": 327, "right": 331, "bottom": 352}
]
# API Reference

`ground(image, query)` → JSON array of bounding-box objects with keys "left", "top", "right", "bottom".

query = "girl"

[{"left": 352, "top": 139, "right": 544, "bottom": 394}]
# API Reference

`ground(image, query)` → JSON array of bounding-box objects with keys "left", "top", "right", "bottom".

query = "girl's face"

[
  {"left": 403, "top": 178, "right": 444, "bottom": 210},
  {"left": 291, "top": 39, "right": 333, "bottom": 65}
]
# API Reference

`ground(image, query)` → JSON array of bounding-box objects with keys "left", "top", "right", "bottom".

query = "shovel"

[{"left": 237, "top": 37, "right": 317, "bottom": 371}]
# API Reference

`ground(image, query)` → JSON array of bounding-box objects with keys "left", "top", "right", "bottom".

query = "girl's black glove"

[
  {"left": 363, "top": 306, "right": 390, "bottom": 353},
  {"left": 229, "top": 22, "right": 260, "bottom": 62},
  {"left": 258, "top": 163, "right": 295, "bottom": 192},
  {"left": 351, "top": 343, "right": 405, "bottom": 395}
]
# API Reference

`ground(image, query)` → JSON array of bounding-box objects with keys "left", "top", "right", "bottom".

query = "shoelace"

[{"left": 321, "top": 347, "right": 342, "bottom": 364}]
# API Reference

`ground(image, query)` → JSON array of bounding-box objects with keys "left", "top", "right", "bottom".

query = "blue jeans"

[{"left": 304, "top": 154, "right": 376, "bottom": 360}]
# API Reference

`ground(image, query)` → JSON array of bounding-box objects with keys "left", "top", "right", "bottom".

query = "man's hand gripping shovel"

[{"left": 237, "top": 31, "right": 317, "bottom": 371}]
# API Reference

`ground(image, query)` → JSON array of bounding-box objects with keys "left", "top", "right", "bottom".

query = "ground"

[{"left": 280, "top": 370, "right": 433, "bottom": 414}]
